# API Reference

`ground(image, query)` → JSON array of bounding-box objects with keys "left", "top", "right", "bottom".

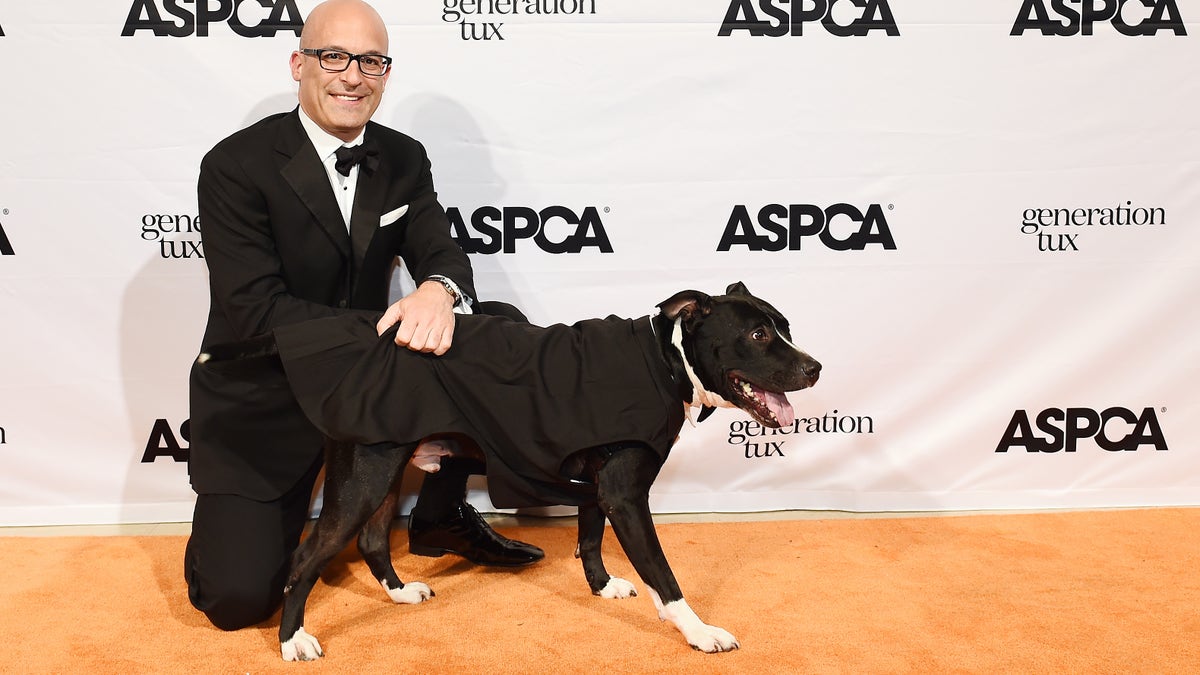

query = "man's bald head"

[
  {"left": 290, "top": 0, "right": 392, "bottom": 142},
  {"left": 300, "top": 0, "right": 388, "bottom": 52}
]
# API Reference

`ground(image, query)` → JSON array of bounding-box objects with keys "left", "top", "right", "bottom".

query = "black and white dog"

[{"left": 201, "top": 282, "right": 820, "bottom": 660}]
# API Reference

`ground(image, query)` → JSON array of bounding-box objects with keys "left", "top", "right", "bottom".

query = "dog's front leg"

[
  {"left": 576, "top": 501, "right": 636, "bottom": 598},
  {"left": 357, "top": 475, "right": 435, "bottom": 605},
  {"left": 597, "top": 446, "right": 738, "bottom": 653},
  {"left": 279, "top": 441, "right": 432, "bottom": 662}
]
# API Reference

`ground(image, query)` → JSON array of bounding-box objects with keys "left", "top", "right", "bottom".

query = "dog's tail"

[{"left": 196, "top": 333, "right": 281, "bottom": 374}]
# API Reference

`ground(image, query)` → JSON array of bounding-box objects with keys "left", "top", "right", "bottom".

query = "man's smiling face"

[{"left": 290, "top": 0, "right": 391, "bottom": 142}]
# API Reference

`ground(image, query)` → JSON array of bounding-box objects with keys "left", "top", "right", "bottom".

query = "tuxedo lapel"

[
  {"left": 277, "top": 111, "right": 352, "bottom": 261},
  {"left": 348, "top": 135, "right": 389, "bottom": 276}
]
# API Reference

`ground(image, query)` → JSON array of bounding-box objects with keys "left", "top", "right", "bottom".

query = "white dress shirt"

[
  {"left": 297, "top": 106, "right": 363, "bottom": 228},
  {"left": 296, "top": 107, "right": 471, "bottom": 313}
]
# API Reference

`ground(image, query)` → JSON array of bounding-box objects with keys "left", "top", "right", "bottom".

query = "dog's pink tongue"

[{"left": 763, "top": 390, "right": 794, "bottom": 427}]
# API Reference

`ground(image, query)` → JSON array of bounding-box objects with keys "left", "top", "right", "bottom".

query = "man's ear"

[
  {"left": 657, "top": 290, "right": 713, "bottom": 324},
  {"left": 290, "top": 50, "right": 304, "bottom": 83}
]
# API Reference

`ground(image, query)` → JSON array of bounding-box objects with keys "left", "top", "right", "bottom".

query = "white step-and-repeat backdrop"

[{"left": 1, "top": 1, "right": 1197, "bottom": 525}]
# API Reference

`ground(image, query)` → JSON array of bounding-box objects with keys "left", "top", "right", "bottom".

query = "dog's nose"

[{"left": 802, "top": 359, "right": 822, "bottom": 382}]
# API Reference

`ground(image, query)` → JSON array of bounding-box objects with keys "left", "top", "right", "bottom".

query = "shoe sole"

[{"left": 409, "top": 542, "right": 542, "bottom": 567}]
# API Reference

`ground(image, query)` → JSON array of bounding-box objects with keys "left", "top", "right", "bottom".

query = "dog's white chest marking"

[{"left": 670, "top": 319, "right": 736, "bottom": 425}]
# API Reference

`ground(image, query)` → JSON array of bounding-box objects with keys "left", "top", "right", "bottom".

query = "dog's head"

[{"left": 655, "top": 281, "right": 820, "bottom": 428}]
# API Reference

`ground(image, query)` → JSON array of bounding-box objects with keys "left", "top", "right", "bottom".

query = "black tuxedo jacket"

[{"left": 189, "top": 108, "right": 476, "bottom": 500}]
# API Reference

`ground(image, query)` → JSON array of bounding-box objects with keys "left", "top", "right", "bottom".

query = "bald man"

[{"left": 185, "top": 0, "right": 542, "bottom": 631}]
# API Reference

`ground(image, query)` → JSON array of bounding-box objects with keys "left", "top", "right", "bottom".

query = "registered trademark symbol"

[
  {"left": 888, "top": 204, "right": 894, "bottom": 210},
  {"left": 604, "top": 207, "right": 610, "bottom": 213},
  {"left": 2, "top": 209, "right": 8, "bottom": 216}
]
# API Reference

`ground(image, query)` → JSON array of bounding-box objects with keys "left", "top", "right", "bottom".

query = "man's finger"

[
  {"left": 431, "top": 325, "right": 454, "bottom": 356},
  {"left": 393, "top": 319, "right": 416, "bottom": 347},
  {"left": 377, "top": 304, "right": 403, "bottom": 336},
  {"left": 400, "top": 323, "right": 439, "bottom": 353},
  {"left": 409, "top": 328, "right": 433, "bottom": 353}
]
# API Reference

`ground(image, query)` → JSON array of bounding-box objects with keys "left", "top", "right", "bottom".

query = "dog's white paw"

[
  {"left": 598, "top": 577, "right": 637, "bottom": 599},
  {"left": 648, "top": 591, "right": 739, "bottom": 654},
  {"left": 384, "top": 580, "right": 433, "bottom": 605},
  {"left": 280, "top": 627, "right": 324, "bottom": 661},
  {"left": 684, "top": 624, "right": 740, "bottom": 653}
]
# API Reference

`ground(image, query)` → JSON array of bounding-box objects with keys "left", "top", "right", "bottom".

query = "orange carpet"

[{"left": 2, "top": 509, "right": 1197, "bottom": 673}]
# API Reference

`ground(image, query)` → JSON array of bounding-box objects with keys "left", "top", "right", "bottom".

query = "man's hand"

[{"left": 375, "top": 280, "right": 457, "bottom": 355}]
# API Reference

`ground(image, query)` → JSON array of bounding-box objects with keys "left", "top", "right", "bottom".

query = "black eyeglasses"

[{"left": 300, "top": 48, "right": 392, "bottom": 77}]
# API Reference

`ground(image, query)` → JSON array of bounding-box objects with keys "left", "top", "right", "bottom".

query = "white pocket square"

[{"left": 380, "top": 205, "right": 409, "bottom": 228}]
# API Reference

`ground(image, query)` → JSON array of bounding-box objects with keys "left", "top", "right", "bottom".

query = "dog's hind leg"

[
  {"left": 357, "top": 479, "right": 434, "bottom": 604},
  {"left": 279, "top": 441, "right": 431, "bottom": 662},
  {"left": 576, "top": 501, "right": 637, "bottom": 599},
  {"left": 597, "top": 445, "right": 738, "bottom": 653}
]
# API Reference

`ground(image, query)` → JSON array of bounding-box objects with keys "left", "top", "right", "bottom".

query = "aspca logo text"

[
  {"left": 718, "top": 203, "right": 897, "bottom": 251},
  {"left": 122, "top": 0, "right": 303, "bottom": 37},
  {"left": 719, "top": 0, "right": 899, "bottom": 37},
  {"left": 0, "top": 209, "right": 14, "bottom": 256},
  {"left": 1011, "top": 0, "right": 1186, "bottom": 36},
  {"left": 995, "top": 407, "right": 1168, "bottom": 453},
  {"left": 0, "top": 424, "right": 7, "bottom": 445},
  {"left": 140, "top": 213, "right": 204, "bottom": 259},
  {"left": 448, "top": 206, "right": 614, "bottom": 254},
  {"left": 142, "top": 418, "right": 190, "bottom": 462}
]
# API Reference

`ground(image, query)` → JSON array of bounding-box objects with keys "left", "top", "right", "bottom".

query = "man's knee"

[
  {"left": 184, "top": 467, "right": 318, "bottom": 631},
  {"left": 187, "top": 560, "right": 283, "bottom": 630},
  {"left": 185, "top": 534, "right": 286, "bottom": 631}
]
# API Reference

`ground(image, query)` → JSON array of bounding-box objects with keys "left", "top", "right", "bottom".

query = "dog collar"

[{"left": 671, "top": 318, "right": 735, "bottom": 426}]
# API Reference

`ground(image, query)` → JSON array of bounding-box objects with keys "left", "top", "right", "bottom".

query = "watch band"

[{"left": 426, "top": 275, "right": 461, "bottom": 305}]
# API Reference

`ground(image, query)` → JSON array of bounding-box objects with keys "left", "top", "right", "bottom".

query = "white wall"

[{"left": 0, "top": 1, "right": 1196, "bottom": 525}]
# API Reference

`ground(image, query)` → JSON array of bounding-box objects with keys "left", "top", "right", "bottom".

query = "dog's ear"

[
  {"left": 726, "top": 281, "right": 751, "bottom": 296},
  {"left": 657, "top": 290, "right": 712, "bottom": 323}
]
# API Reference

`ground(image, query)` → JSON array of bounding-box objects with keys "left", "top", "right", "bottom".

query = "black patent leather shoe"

[{"left": 408, "top": 502, "right": 544, "bottom": 567}]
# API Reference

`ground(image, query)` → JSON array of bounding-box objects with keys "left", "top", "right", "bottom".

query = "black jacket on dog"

[{"left": 272, "top": 312, "right": 686, "bottom": 508}]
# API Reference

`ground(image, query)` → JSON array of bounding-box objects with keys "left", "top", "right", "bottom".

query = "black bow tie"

[{"left": 334, "top": 143, "right": 378, "bottom": 177}]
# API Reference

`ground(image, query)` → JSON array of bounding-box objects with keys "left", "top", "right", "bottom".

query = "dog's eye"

[{"left": 751, "top": 328, "right": 769, "bottom": 342}]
